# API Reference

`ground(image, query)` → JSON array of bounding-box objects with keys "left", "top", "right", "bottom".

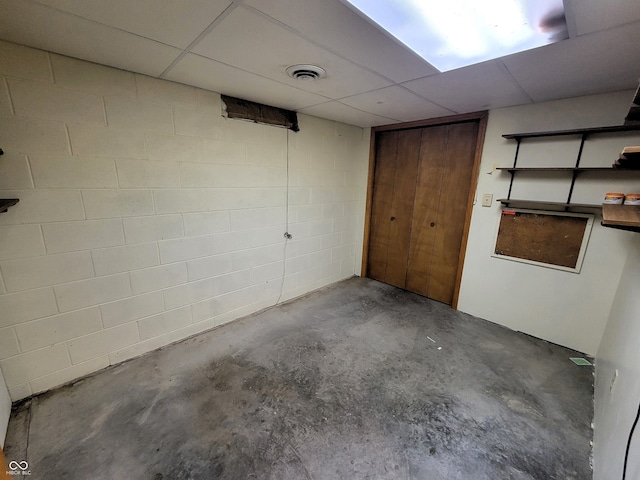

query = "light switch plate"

[{"left": 481, "top": 193, "right": 493, "bottom": 207}]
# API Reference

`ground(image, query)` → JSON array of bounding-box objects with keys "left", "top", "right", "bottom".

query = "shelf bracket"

[
  {"left": 506, "top": 138, "right": 521, "bottom": 200},
  {"left": 566, "top": 133, "right": 587, "bottom": 205},
  {"left": 0, "top": 198, "right": 19, "bottom": 213},
  {"left": 0, "top": 150, "right": 19, "bottom": 212}
]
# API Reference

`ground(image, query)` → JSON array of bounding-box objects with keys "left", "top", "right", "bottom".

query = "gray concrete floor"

[{"left": 4, "top": 277, "right": 594, "bottom": 479}]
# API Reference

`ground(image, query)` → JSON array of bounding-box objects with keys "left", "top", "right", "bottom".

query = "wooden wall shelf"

[
  {"left": 0, "top": 199, "right": 19, "bottom": 213},
  {"left": 503, "top": 124, "right": 640, "bottom": 140},
  {"left": 498, "top": 199, "right": 600, "bottom": 213},
  {"left": 500, "top": 119, "right": 640, "bottom": 233},
  {"left": 496, "top": 167, "right": 640, "bottom": 173},
  {"left": 601, "top": 204, "right": 640, "bottom": 232}
]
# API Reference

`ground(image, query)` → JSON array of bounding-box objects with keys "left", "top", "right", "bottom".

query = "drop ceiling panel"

[
  {"left": 341, "top": 86, "right": 453, "bottom": 121},
  {"left": 565, "top": 0, "right": 640, "bottom": 35},
  {"left": 503, "top": 22, "right": 640, "bottom": 103},
  {"left": 164, "top": 53, "right": 329, "bottom": 111},
  {"left": 0, "top": 0, "right": 637, "bottom": 128},
  {"left": 402, "top": 61, "right": 534, "bottom": 113},
  {"left": 31, "top": 0, "right": 232, "bottom": 49},
  {"left": 0, "top": 0, "right": 181, "bottom": 77},
  {"left": 243, "top": 0, "right": 438, "bottom": 84},
  {"left": 299, "top": 101, "right": 398, "bottom": 127},
  {"left": 191, "top": 6, "right": 392, "bottom": 99}
]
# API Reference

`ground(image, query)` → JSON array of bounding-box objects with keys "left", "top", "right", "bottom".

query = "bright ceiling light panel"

[{"left": 343, "top": 0, "right": 568, "bottom": 72}]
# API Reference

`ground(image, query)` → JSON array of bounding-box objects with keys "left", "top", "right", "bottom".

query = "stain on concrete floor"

[{"left": 4, "top": 277, "right": 594, "bottom": 479}]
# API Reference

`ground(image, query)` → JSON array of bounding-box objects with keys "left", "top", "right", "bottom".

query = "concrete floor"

[{"left": 4, "top": 277, "right": 594, "bottom": 479}]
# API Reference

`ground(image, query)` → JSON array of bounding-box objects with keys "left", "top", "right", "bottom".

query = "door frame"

[{"left": 361, "top": 111, "right": 489, "bottom": 309}]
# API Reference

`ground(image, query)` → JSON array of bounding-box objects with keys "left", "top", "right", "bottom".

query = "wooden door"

[
  {"left": 366, "top": 116, "right": 483, "bottom": 306},
  {"left": 404, "top": 125, "right": 448, "bottom": 297},
  {"left": 406, "top": 122, "right": 479, "bottom": 304},
  {"left": 367, "top": 129, "right": 421, "bottom": 288}
]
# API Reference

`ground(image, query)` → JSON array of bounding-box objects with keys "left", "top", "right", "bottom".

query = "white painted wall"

[
  {"left": 0, "top": 40, "right": 370, "bottom": 401},
  {"left": 593, "top": 236, "right": 640, "bottom": 480},
  {"left": 458, "top": 90, "right": 640, "bottom": 355}
]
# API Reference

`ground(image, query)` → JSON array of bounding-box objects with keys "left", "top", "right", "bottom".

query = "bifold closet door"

[
  {"left": 367, "top": 121, "right": 480, "bottom": 305},
  {"left": 405, "top": 122, "right": 479, "bottom": 304},
  {"left": 403, "top": 125, "right": 447, "bottom": 296},
  {"left": 367, "top": 129, "right": 421, "bottom": 288}
]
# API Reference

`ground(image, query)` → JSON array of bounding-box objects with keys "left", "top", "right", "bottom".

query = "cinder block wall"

[{"left": 0, "top": 40, "right": 369, "bottom": 401}]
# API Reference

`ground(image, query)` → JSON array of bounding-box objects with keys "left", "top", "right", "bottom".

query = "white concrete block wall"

[
  {"left": 0, "top": 40, "right": 369, "bottom": 401},
  {"left": 0, "top": 368, "right": 10, "bottom": 447}
]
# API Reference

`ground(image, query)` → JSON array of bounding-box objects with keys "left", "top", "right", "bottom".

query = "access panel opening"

[{"left": 493, "top": 208, "right": 594, "bottom": 273}]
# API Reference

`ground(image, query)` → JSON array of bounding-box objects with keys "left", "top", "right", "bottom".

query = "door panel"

[
  {"left": 405, "top": 125, "right": 448, "bottom": 296},
  {"left": 367, "top": 131, "right": 398, "bottom": 282},
  {"left": 366, "top": 116, "right": 483, "bottom": 306},
  {"left": 384, "top": 129, "right": 421, "bottom": 287},
  {"left": 428, "top": 122, "right": 479, "bottom": 304}
]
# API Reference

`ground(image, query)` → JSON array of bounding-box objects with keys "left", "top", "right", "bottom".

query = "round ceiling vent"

[{"left": 286, "top": 64, "right": 327, "bottom": 81}]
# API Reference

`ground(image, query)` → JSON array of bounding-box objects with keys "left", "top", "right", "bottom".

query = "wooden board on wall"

[{"left": 494, "top": 210, "right": 592, "bottom": 270}]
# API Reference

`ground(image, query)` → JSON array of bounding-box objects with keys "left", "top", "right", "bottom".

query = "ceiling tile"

[
  {"left": 298, "top": 101, "right": 398, "bottom": 128},
  {"left": 565, "top": 0, "right": 640, "bottom": 36},
  {"left": 191, "top": 6, "right": 392, "bottom": 100},
  {"left": 0, "top": 0, "right": 180, "bottom": 77},
  {"left": 402, "top": 61, "right": 533, "bottom": 113},
  {"left": 33, "top": 0, "right": 232, "bottom": 48},
  {"left": 164, "top": 54, "right": 329, "bottom": 111},
  {"left": 244, "top": 0, "right": 438, "bottom": 84},
  {"left": 502, "top": 23, "right": 640, "bottom": 103},
  {"left": 0, "top": 0, "right": 637, "bottom": 129},
  {"left": 340, "top": 86, "right": 453, "bottom": 122}
]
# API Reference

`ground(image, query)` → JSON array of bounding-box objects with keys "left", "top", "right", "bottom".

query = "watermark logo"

[{"left": 6, "top": 460, "right": 31, "bottom": 476}]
